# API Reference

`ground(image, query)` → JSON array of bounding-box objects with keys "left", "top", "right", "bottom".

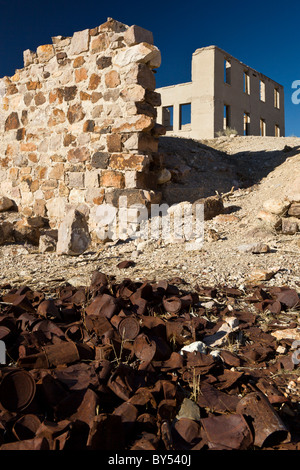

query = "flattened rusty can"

[
  {"left": 12, "top": 414, "right": 41, "bottom": 440},
  {"left": 133, "top": 334, "right": 157, "bottom": 362}
]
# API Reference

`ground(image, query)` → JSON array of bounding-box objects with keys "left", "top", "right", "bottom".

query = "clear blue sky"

[{"left": 0, "top": 0, "right": 299, "bottom": 136}]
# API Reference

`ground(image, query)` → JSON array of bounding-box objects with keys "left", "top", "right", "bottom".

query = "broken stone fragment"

[
  {"left": 246, "top": 268, "right": 277, "bottom": 283},
  {"left": 157, "top": 168, "right": 172, "bottom": 185},
  {"left": 56, "top": 209, "right": 91, "bottom": 255},
  {"left": 13, "top": 218, "right": 41, "bottom": 245},
  {"left": 0, "top": 196, "right": 15, "bottom": 212},
  {"left": 262, "top": 198, "right": 290, "bottom": 216},
  {"left": 203, "top": 317, "right": 240, "bottom": 348},
  {"left": 39, "top": 230, "right": 58, "bottom": 253},
  {"left": 193, "top": 195, "right": 224, "bottom": 221},
  {"left": 288, "top": 203, "right": 300, "bottom": 218},
  {"left": 176, "top": 398, "right": 201, "bottom": 422},
  {"left": 23, "top": 49, "right": 37, "bottom": 67},
  {"left": 281, "top": 218, "right": 298, "bottom": 235},
  {"left": 237, "top": 242, "right": 270, "bottom": 254},
  {"left": 256, "top": 210, "right": 282, "bottom": 230},
  {"left": 180, "top": 341, "right": 207, "bottom": 355},
  {"left": 0, "top": 221, "right": 15, "bottom": 245},
  {"left": 114, "top": 43, "right": 161, "bottom": 69},
  {"left": 271, "top": 328, "right": 300, "bottom": 341}
]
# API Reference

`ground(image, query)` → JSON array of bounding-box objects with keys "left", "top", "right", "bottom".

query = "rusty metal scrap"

[{"left": 0, "top": 273, "right": 299, "bottom": 450}]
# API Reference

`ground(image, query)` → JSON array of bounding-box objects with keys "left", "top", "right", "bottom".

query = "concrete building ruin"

[{"left": 156, "top": 45, "right": 285, "bottom": 139}]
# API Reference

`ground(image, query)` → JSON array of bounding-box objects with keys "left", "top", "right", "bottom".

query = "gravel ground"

[{"left": 0, "top": 135, "right": 300, "bottom": 294}]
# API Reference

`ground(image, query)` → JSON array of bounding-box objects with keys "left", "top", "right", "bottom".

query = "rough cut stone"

[
  {"left": 23, "top": 49, "right": 37, "bottom": 67},
  {"left": 124, "top": 25, "right": 154, "bottom": 46},
  {"left": 36, "top": 44, "right": 55, "bottom": 63},
  {"left": 120, "top": 84, "right": 146, "bottom": 102},
  {"left": 96, "top": 56, "right": 112, "bottom": 69},
  {"left": 112, "top": 115, "right": 154, "bottom": 133},
  {"left": 109, "top": 153, "right": 149, "bottom": 171},
  {"left": 89, "top": 73, "right": 101, "bottom": 90},
  {"left": 107, "top": 134, "right": 122, "bottom": 153},
  {"left": 126, "top": 63, "right": 156, "bottom": 90},
  {"left": 281, "top": 218, "right": 298, "bottom": 235},
  {"left": 90, "top": 34, "right": 108, "bottom": 53},
  {"left": 67, "top": 103, "right": 85, "bottom": 124},
  {"left": 5, "top": 112, "right": 20, "bottom": 131},
  {"left": 70, "top": 29, "right": 90, "bottom": 55},
  {"left": 105, "top": 70, "right": 120, "bottom": 88},
  {"left": 56, "top": 209, "right": 91, "bottom": 255},
  {"left": 101, "top": 170, "right": 125, "bottom": 188},
  {"left": 91, "top": 152, "right": 110, "bottom": 169},
  {"left": 67, "top": 147, "right": 90, "bottom": 163}
]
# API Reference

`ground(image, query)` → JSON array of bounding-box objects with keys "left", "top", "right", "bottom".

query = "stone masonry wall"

[{"left": 0, "top": 18, "right": 163, "bottom": 243}]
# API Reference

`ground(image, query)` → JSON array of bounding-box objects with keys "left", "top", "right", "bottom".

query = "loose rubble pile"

[
  {"left": 0, "top": 271, "right": 299, "bottom": 450},
  {"left": 257, "top": 191, "right": 300, "bottom": 236}
]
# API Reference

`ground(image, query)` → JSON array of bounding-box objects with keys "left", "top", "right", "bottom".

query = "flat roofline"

[
  {"left": 193, "top": 45, "right": 283, "bottom": 88},
  {"left": 156, "top": 81, "right": 192, "bottom": 91}
]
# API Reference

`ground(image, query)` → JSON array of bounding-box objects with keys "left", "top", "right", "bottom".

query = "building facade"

[{"left": 156, "top": 46, "right": 285, "bottom": 139}]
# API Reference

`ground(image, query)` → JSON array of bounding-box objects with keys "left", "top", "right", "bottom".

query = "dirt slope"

[{"left": 0, "top": 135, "right": 300, "bottom": 292}]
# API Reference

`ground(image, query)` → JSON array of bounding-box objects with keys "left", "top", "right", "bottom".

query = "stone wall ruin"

[{"left": 0, "top": 18, "right": 164, "bottom": 245}]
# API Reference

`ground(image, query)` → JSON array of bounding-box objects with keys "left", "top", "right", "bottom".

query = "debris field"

[{"left": 0, "top": 268, "right": 299, "bottom": 450}]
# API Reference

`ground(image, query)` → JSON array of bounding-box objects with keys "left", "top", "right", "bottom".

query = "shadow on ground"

[{"left": 157, "top": 136, "right": 300, "bottom": 205}]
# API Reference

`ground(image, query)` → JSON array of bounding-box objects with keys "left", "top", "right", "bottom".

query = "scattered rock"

[
  {"left": 247, "top": 268, "right": 277, "bottom": 283},
  {"left": 157, "top": 168, "right": 172, "bottom": 184},
  {"left": 237, "top": 243, "right": 270, "bottom": 254},
  {"left": 257, "top": 210, "right": 282, "bottom": 230},
  {"left": 39, "top": 231, "right": 57, "bottom": 253},
  {"left": 180, "top": 341, "right": 207, "bottom": 355},
  {"left": 288, "top": 203, "right": 300, "bottom": 218},
  {"left": 203, "top": 317, "right": 239, "bottom": 348},
  {"left": 176, "top": 398, "right": 201, "bottom": 422},
  {"left": 193, "top": 195, "right": 224, "bottom": 221},
  {"left": 271, "top": 329, "right": 300, "bottom": 341},
  {"left": 281, "top": 218, "right": 299, "bottom": 235},
  {"left": 0, "top": 196, "right": 15, "bottom": 212},
  {"left": 262, "top": 198, "right": 290, "bottom": 216}
]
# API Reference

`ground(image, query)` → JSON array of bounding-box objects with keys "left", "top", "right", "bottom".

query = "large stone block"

[
  {"left": 101, "top": 170, "right": 125, "bottom": 188},
  {"left": 56, "top": 208, "right": 91, "bottom": 255},
  {"left": 70, "top": 29, "right": 90, "bottom": 55},
  {"left": 124, "top": 25, "right": 154, "bottom": 46},
  {"left": 109, "top": 153, "right": 150, "bottom": 171}
]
